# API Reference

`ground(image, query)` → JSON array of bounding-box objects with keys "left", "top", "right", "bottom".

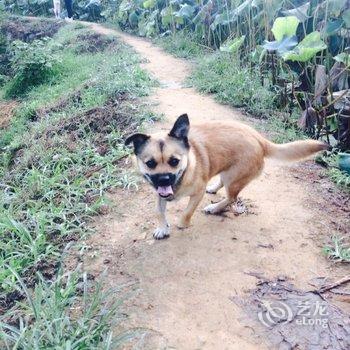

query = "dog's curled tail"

[{"left": 264, "top": 139, "right": 329, "bottom": 161}]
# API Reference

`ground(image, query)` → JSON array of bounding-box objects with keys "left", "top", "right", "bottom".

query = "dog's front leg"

[
  {"left": 178, "top": 190, "right": 205, "bottom": 229},
  {"left": 153, "top": 197, "right": 170, "bottom": 239}
]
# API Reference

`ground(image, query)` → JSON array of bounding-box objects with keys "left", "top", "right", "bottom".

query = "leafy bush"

[{"left": 5, "top": 38, "right": 61, "bottom": 98}]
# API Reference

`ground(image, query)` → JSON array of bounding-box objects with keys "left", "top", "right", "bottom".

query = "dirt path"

[{"left": 84, "top": 23, "right": 347, "bottom": 349}]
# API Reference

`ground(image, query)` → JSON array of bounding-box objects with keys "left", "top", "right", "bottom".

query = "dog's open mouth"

[{"left": 157, "top": 185, "right": 174, "bottom": 198}]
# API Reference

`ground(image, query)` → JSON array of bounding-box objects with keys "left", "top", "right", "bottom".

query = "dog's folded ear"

[
  {"left": 169, "top": 114, "right": 190, "bottom": 147},
  {"left": 125, "top": 133, "right": 150, "bottom": 155}
]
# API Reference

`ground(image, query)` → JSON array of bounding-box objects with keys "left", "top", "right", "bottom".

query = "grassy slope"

[
  {"left": 0, "top": 19, "right": 154, "bottom": 347},
  {"left": 156, "top": 32, "right": 350, "bottom": 192}
]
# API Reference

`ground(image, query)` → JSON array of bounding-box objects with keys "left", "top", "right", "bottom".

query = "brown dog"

[{"left": 125, "top": 114, "right": 328, "bottom": 239}]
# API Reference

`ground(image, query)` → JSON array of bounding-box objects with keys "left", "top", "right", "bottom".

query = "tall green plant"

[{"left": 5, "top": 38, "right": 61, "bottom": 97}]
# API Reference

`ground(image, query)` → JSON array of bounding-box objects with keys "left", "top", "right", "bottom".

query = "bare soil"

[
  {"left": 83, "top": 23, "right": 350, "bottom": 349},
  {"left": 74, "top": 32, "right": 117, "bottom": 53},
  {"left": 1, "top": 17, "right": 63, "bottom": 43},
  {"left": 0, "top": 100, "right": 18, "bottom": 128}
]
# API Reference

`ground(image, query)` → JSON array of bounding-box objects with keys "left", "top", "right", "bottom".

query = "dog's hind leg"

[
  {"left": 206, "top": 176, "right": 223, "bottom": 194},
  {"left": 204, "top": 162, "right": 263, "bottom": 215},
  {"left": 178, "top": 189, "right": 206, "bottom": 229},
  {"left": 204, "top": 177, "right": 252, "bottom": 214},
  {"left": 153, "top": 197, "right": 170, "bottom": 239}
]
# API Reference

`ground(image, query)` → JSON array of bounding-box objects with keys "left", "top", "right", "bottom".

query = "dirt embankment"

[
  {"left": 1, "top": 17, "right": 63, "bottom": 42},
  {"left": 0, "top": 17, "right": 65, "bottom": 128}
]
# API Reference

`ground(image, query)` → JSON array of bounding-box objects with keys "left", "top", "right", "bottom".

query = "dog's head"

[{"left": 125, "top": 114, "right": 190, "bottom": 199}]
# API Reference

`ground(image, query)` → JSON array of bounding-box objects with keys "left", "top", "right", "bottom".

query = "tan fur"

[{"left": 127, "top": 118, "right": 328, "bottom": 239}]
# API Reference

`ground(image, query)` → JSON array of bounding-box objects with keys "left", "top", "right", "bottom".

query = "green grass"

[
  {"left": 0, "top": 19, "right": 155, "bottom": 347},
  {"left": 0, "top": 265, "right": 134, "bottom": 349},
  {"left": 189, "top": 52, "right": 276, "bottom": 117},
  {"left": 155, "top": 31, "right": 207, "bottom": 59}
]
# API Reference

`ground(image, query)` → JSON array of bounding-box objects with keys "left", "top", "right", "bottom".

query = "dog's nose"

[
  {"left": 159, "top": 174, "right": 170, "bottom": 181},
  {"left": 150, "top": 173, "right": 175, "bottom": 187},
  {"left": 158, "top": 174, "right": 170, "bottom": 185}
]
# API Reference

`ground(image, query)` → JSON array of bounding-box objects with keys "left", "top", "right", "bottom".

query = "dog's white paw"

[
  {"left": 206, "top": 180, "right": 222, "bottom": 194},
  {"left": 206, "top": 184, "right": 218, "bottom": 194},
  {"left": 153, "top": 225, "right": 170, "bottom": 240},
  {"left": 176, "top": 221, "right": 189, "bottom": 230},
  {"left": 203, "top": 203, "right": 222, "bottom": 215}
]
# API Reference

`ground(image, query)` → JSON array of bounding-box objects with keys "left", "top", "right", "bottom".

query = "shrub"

[{"left": 5, "top": 38, "right": 61, "bottom": 98}]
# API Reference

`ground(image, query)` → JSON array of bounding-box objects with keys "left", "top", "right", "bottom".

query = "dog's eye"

[
  {"left": 168, "top": 157, "right": 180, "bottom": 167},
  {"left": 145, "top": 159, "right": 157, "bottom": 169}
]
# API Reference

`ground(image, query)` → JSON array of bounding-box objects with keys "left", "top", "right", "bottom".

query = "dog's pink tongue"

[{"left": 157, "top": 185, "right": 173, "bottom": 196}]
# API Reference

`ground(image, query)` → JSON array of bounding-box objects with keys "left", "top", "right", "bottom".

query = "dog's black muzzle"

[{"left": 149, "top": 173, "right": 176, "bottom": 188}]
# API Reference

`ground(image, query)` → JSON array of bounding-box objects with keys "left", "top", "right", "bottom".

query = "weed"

[
  {"left": 0, "top": 265, "right": 140, "bottom": 349},
  {"left": 324, "top": 236, "right": 350, "bottom": 263}
]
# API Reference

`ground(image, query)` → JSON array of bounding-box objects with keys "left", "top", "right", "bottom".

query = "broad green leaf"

[
  {"left": 326, "top": 115, "right": 338, "bottom": 132},
  {"left": 210, "top": 0, "right": 252, "bottom": 30},
  {"left": 143, "top": 0, "right": 156, "bottom": 8},
  {"left": 210, "top": 13, "right": 230, "bottom": 30},
  {"left": 175, "top": 17, "right": 184, "bottom": 25},
  {"left": 220, "top": 35, "right": 246, "bottom": 53},
  {"left": 282, "top": 2, "right": 310, "bottom": 22},
  {"left": 324, "top": 19, "right": 344, "bottom": 36},
  {"left": 174, "top": 4, "right": 195, "bottom": 19},
  {"left": 128, "top": 11, "right": 139, "bottom": 27},
  {"left": 259, "top": 48, "right": 267, "bottom": 64},
  {"left": 282, "top": 31, "right": 327, "bottom": 62},
  {"left": 161, "top": 6, "right": 173, "bottom": 26},
  {"left": 334, "top": 52, "right": 350, "bottom": 66},
  {"left": 271, "top": 16, "right": 300, "bottom": 42},
  {"left": 263, "top": 36, "right": 298, "bottom": 54},
  {"left": 138, "top": 11, "right": 158, "bottom": 37},
  {"left": 193, "top": 2, "right": 212, "bottom": 24},
  {"left": 342, "top": 9, "right": 350, "bottom": 28},
  {"left": 228, "top": 0, "right": 252, "bottom": 17}
]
